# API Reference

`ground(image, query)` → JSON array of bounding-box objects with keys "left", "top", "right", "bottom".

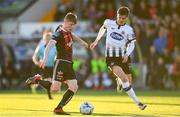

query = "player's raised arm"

[
  {"left": 90, "top": 25, "right": 106, "bottom": 49},
  {"left": 72, "top": 34, "right": 89, "bottom": 48},
  {"left": 40, "top": 39, "right": 56, "bottom": 68}
]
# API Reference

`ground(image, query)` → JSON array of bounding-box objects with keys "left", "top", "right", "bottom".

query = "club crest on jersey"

[
  {"left": 110, "top": 32, "right": 124, "bottom": 40},
  {"left": 121, "top": 31, "right": 125, "bottom": 35},
  {"left": 67, "top": 41, "right": 73, "bottom": 47}
]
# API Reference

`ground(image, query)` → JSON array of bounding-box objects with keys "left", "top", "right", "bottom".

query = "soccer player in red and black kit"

[{"left": 26, "top": 12, "right": 88, "bottom": 115}]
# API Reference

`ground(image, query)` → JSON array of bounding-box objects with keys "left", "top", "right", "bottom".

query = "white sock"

[{"left": 122, "top": 82, "right": 140, "bottom": 105}]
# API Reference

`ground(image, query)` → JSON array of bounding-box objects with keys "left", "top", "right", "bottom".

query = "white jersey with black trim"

[{"left": 104, "top": 19, "right": 136, "bottom": 57}]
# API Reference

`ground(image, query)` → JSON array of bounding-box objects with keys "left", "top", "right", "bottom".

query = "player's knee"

[
  {"left": 123, "top": 85, "right": 131, "bottom": 92},
  {"left": 50, "top": 89, "right": 58, "bottom": 93},
  {"left": 50, "top": 87, "right": 60, "bottom": 93},
  {"left": 69, "top": 82, "right": 78, "bottom": 93},
  {"left": 121, "top": 76, "right": 128, "bottom": 82},
  {"left": 113, "top": 68, "right": 119, "bottom": 74}
]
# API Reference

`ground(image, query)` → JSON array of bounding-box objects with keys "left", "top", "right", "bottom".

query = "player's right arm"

[
  {"left": 41, "top": 40, "right": 56, "bottom": 67},
  {"left": 90, "top": 25, "right": 106, "bottom": 49},
  {"left": 40, "top": 31, "right": 59, "bottom": 68}
]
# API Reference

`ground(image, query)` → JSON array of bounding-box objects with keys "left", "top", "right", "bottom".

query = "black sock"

[
  {"left": 38, "top": 80, "right": 52, "bottom": 90},
  {"left": 57, "top": 89, "right": 74, "bottom": 108}
]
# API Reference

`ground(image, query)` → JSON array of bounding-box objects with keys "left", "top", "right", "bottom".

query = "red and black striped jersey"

[{"left": 52, "top": 26, "right": 73, "bottom": 62}]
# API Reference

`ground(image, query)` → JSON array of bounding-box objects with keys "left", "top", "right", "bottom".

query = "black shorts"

[
  {"left": 40, "top": 67, "right": 53, "bottom": 78},
  {"left": 106, "top": 57, "right": 131, "bottom": 74},
  {"left": 53, "top": 59, "right": 76, "bottom": 82}
]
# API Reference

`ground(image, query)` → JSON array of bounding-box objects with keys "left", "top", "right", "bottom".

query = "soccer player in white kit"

[{"left": 90, "top": 6, "right": 147, "bottom": 110}]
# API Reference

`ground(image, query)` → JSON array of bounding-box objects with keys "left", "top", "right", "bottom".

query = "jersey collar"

[
  {"left": 116, "top": 21, "right": 126, "bottom": 29},
  {"left": 60, "top": 26, "right": 68, "bottom": 32}
]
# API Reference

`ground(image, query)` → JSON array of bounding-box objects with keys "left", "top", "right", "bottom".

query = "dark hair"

[
  {"left": 64, "top": 12, "right": 77, "bottom": 24},
  {"left": 117, "top": 7, "right": 130, "bottom": 16}
]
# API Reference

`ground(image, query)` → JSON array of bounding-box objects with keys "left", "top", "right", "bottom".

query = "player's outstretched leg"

[
  {"left": 122, "top": 81, "right": 147, "bottom": 110},
  {"left": 112, "top": 66, "right": 147, "bottom": 110},
  {"left": 26, "top": 74, "right": 53, "bottom": 99},
  {"left": 26, "top": 74, "right": 42, "bottom": 85}
]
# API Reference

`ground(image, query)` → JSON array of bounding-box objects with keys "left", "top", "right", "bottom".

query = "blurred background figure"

[
  {"left": 30, "top": 30, "right": 56, "bottom": 99},
  {"left": 84, "top": 50, "right": 112, "bottom": 90},
  {"left": 169, "top": 55, "right": 180, "bottom": 89}
]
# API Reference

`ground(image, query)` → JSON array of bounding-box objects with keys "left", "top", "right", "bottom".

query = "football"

[{"left": 80, "top": 102, "right": 94, "bottom": 115}]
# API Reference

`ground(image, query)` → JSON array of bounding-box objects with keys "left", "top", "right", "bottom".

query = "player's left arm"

[
  {"left": 122, "top": 28, "right": 136, "bottom": 63},
  {"left": 125, "top": 39, "right": 136, "bottom": 56},
  {"left": 72, "top": 34, "right": 89, "bottom": 48}
]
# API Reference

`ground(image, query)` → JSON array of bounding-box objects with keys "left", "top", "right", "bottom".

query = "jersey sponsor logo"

[
  {"left": 110, "top": 32, "right": 124, "bottom": 40},
  {"left": 57, "top": 70, "right": 63, "bottom": 75},
  {"left": 57, "top": 70, "right": 63, "bottom": 80},
  {"left": 67, "top": 41, "right": 73, "bottom": 47}
]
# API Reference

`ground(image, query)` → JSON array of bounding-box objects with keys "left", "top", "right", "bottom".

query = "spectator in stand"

[
  {"left": 105, "top": 4, "right": 116, "bottom": 19},
  {"left": 1, "top": 40, "right": 17, "bottom": 89},
  {"left": 148, "top": 0, "right": 158, "bottom": 19},
  {"left": 142, "top": 23, "right": 157, "bottom": 61},
  {"left": 170, "top": 55, "right": 180, "bottom": 89},
  {"left": 0, "top": 39, "right": 5, "bottom": 89},
  {"left": 167, "top": 21, "right": 176, "bottom": 54},
  {"left": 157, "top": 0, "right": 171, "bottom": 18},
  {"left": 133, "top": 0, "right": 150, "bottom": 19},
  {"left": 54, "top": 0, "right": 75, "bottom": 21},
  {"left": 146, "top": 46, "right": 158, "bottom": 87},
  {"left": 153, "top": 27, "right": 167, "bottom": 56},
  {"left": 172, "top": 14, "right": 180, "bottom": 54}
]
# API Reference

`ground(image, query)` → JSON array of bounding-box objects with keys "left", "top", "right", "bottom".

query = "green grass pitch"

[{"left": 0, "top": 90, "right": 180, "bottom": 117}]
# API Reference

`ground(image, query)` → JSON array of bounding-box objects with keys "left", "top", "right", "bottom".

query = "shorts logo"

[
  {"left": 57, "top": 70, "right": 63, "bottom": 80},
  {"left": 110, "top": 32, "right": 124, "bottom": 41},
  {"left": 58, "top": 70, "right": 63, "bottom": 74}
]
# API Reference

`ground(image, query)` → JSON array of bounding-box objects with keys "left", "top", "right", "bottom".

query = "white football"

[{"left": 80, "top": 102, "right": 94, "bottom": 115}]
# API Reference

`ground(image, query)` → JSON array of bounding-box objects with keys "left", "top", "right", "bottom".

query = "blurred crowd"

[{"left": 0, "top": 0, "right": 180, "bottom": 90}]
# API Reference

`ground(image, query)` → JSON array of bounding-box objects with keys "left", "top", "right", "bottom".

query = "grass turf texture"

[{"left": 0, "top": 90, "right": 180, "bottom": 117}]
